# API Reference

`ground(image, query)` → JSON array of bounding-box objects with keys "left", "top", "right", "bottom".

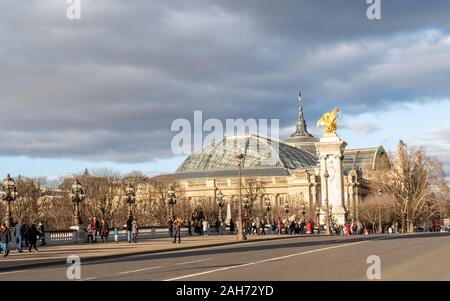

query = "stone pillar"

[{"left": 315, "top": 135, "right": 347, "bottom": 225}]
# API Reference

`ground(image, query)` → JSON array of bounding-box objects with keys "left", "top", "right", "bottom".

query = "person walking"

[
  {"left": 99, "top": 220, "right": 109, "bottom": 243},
  {"left": 27, "top": 224, "right": 39, "bottom": 252},
  {"left": 187, "top": 219, "right": 192, "bottom": 236},
  {"left": 114, "top": 226, "right": 119, "bottom": 243},
  {"left": 229, "top": 218, "right": 235, "bottom": 234},
  {"left": 167, "top": 218, "right": 174, "bottom": 238},
  {"left": 202, "top": 219, "right": 209, "bottom": 236},
  {"left": 91, "top": 217, "right": 99, "bottom": 243},
  {"left": 173, "top": 218, "right": 182, "bottom": 244},
  {"left": 15, "top": 219, "right": 25, "bottom": 253},
  {"left": 87, "top": 222, "right": 94, "bottom": 243},
  {"left": 276, "top": 217, "right": 283, "bottom": 235},
  {"left": 126, "top": 215, "right": 133, "bottom": 243},
  {"left": 0, "top": 223, "right": 11, "bottom": 257},
  {"left": 131, "top": 218, "right": 139, "bottom": 243},
  {"left": 38, "top": 221, "right": 46, "bottom": 246}
]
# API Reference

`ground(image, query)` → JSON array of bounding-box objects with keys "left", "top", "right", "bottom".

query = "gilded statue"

[{"left": 316, "top": 108, "right": 340, "bottom": 136}]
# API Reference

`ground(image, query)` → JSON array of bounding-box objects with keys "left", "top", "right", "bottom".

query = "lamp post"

[
  {"left": 69, "top": 178, "right": 85, "bottom": 227},
  {"left": 264, "top": 196, "right": 272, "bottom": 224},
  {"left": 236, "top": 153, "right": 246, "bottom": 240},
  {"left": 323, "top": 156, "right": 332, "bottom": 235},
  {"left": 0, "top": 174, "right": 18, "bottom": 228},
  {"left": 243, "top": 196, "right": 250, "bottom": 219},
  {"left": 301, "top": 202, "right": 307, "bottom": 222},
  {"left": 123, "top": 182, "right": 136, "bottom": 218},
  {"left": 216, "top": 190, "right": 225, "bottom": 222},
  {"left": 166, "top": 185, "right": 177, "bottom": 220},
  {"left": 283, "top": 199, "right": 290, "bottom": 222},
  {"left": 378, "top": 187, "right": 383, "bottom": 234}
]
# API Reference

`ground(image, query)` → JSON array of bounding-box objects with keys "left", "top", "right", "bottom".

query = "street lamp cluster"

[
  {"left": 69, "top": 178, "right": 86, "bottom": 226},
  {"left": 123, "top": 182, "right": 136, "bottom": 218},
  {"left": 0, "top": 174, "right": 18, "bottom": 228},
  {"left": 216, "top": 189, "right": 224, "bottom": 222},
  {"left": 166, "top": 185, "right": 177, "bottom": 220}
]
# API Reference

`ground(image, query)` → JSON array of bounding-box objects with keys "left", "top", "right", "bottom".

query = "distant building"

[{"left": 171, "top": 95, "right": 389, "bottom": 224}]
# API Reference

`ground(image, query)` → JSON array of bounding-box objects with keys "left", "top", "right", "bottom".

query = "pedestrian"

[
  {"left": 126, "top": 215, "right": 133, "bottom": 243},
  {"left": 131, "top": 218, "right": 139, "bottom": 243},
  {"left": 91, "top": 216, "right": 99, "bottom": 243},
  {"left": 99, "top": 219, "right": 109, "bottom": 243},
  {"left": 173, "top": 218, "right": 182, "bottom": 244},
  {"left": 114, "top": 226, "right": 119, "bottom": 243},
  {"left": 260, "top": 219, "right": 266, "bottom": 235},
  {"left": 202, "top": 219, "right": 209, "bottom": 236},
  {"left": 187, "top": 219, "right": 192, "bottom": 236},
  {"left": 23, "top": 221, "right": 29, "bottom": 248},
  {"left": 27, "top": 224, "right": 39, "bottom": 252},
  {"left": 229, "top": 218, "right": 235, "bottom": 234},
  {"left": 0, "top": 223, "right": 11, "bottom": 257},
  {"left": 167, "top": 218, "right": 174, "bottom": 238},
  {"left": 15, "top": 219, "right": 25, "bottom": 253},
  {"left": 38, "top": 221, "right": 46, "bottom": 246},
  {"left": 276, "top": 217, "right": 283, "bottom": 234}
]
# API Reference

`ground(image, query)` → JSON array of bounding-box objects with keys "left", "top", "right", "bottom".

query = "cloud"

[{"left": 0, "top": 0, "right": 449, "bottom": 168}]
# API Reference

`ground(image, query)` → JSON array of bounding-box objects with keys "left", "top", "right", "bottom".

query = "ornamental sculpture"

[{"left": 316, "top": 107, "right": 340, "bottom": 136}]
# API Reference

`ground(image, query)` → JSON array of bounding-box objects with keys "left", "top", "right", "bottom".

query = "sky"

[{"left": 0, "top": 0, "right": 449, "bottom": 181}]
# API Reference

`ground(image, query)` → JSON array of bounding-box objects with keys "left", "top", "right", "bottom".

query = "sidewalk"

[{"left": 0, "top": 234, "right": 300, "bottom": 271}]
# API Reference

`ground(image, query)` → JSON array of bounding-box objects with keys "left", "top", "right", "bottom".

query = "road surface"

[{"left": 1, "top": 233, "right": 449, "bottom": 281}]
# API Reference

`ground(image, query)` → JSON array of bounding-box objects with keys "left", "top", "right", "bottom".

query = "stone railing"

[{"left": 9, "top": 226, "right": 191, "bottom": 247}]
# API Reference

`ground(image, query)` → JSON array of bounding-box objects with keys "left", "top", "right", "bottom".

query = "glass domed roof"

[{"left": 176, "top": 135, "right": 318, "bottom": 173}]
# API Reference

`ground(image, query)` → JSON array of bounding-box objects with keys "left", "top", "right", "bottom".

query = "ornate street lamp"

[
  {"left": 216, "top": 189, "right": 225, "bottom": 222},
  {"left": 243, "top": 196, "right": 250, "bottom": 218},
  {"left": 123, "top": 182, "right": 136, "bottom": 218},
  {"left": 316, "top": 206, "right": 321, "bottom": 228},
  {"left": 166, "top": 185, "right": 177, "bottom": 220},
  {"left": 236, "top": 153, "right": 246, "bottom": 240},
  {"left": 301, "top": 202, "right": 307, "bottom": 221},
  {"left": 264, "top": 196, "right": 272, "bottom": 224},
  {"left": 284, "top": 199, "right": 290, "bottom": 222},
  {"left": 69, "top": 178, "right": 85, "bottom": 226},
  {"left": 0, "top": 174, "right": 18, "bottom": 228}
]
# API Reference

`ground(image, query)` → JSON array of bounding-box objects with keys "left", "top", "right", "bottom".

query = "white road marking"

[
  {"left": 0, "top": 269, "right": 30, "bottom": 275},
  {"left": 116, "top": 266, "right": 162, "bottom": 275},
  {"left": 81, "top": 277, "right": 97, "bottom": 281},
  {"left": 176, "top": 258, "right": 211, "bottom": 265},
  {"left": 164, "top": 239, "right": 370, "bottom": 281}
]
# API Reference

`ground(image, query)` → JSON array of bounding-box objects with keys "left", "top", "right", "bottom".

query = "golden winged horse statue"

[{"left": 316, "top": 107, "right": 340, "bottom": 136}]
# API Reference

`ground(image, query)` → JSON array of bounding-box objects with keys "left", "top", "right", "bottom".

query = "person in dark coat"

[
  {"left": 14, "top": 220, "right": 25, "bottom": 253},
  {"left": 27, "top": 224, "right": 40, "bottom": 252},
  {"left": 99, "top": 220, "right": 109, "bottom": 242},
  {"left": 126, "top": 216, "right": 133, "bottom": 243},
  {"left": 0, "top": 223, "right": 12, "bottom": 257},
  {"left": 229, "top": 219, "right": 235, "bottom": 234}
]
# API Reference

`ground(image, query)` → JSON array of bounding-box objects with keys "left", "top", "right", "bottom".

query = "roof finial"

[{"left": 291, "top": 90, "right": 314, "bottom": 138}]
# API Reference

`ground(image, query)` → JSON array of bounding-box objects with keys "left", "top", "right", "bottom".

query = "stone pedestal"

[{"left": 315, "top": 135, "right": 347, "bottom": 225}]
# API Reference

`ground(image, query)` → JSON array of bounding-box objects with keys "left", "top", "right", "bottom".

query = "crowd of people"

[
  {"left": 0, "top": 214, "right": 395, "bottom": 255},
  {"left": 0, "top": 220, "right": 46, "bottom": 257},
  {"left": 86, "top": 215, "right": 140, "bottom": 244}
]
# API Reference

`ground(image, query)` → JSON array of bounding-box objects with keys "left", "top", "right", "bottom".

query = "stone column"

[{"left": 315, "top": 135, "right": 347, "bottom": 225}]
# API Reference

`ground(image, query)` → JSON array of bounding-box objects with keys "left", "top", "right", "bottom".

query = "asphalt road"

[{"left": 1, "top": 233, "right": 449, "bottom": 281}]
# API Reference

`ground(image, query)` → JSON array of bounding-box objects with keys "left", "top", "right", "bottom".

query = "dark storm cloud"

[{"left": 0, "top": 0, "right": 449, "bottom": 163}]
